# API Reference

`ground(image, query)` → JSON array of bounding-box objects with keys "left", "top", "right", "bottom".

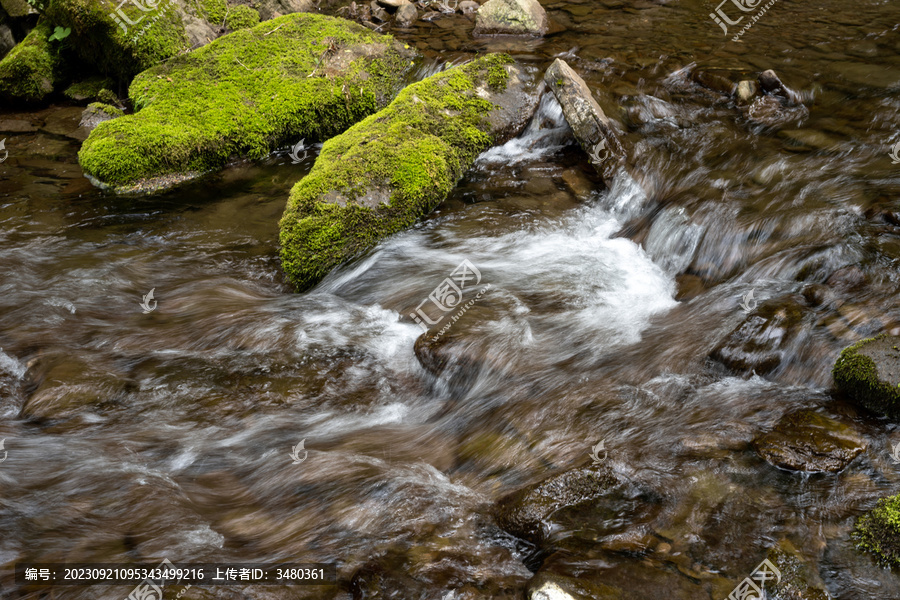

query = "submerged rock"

[
  {"left": 78, "top": 13, "right": 418, "bottom": 193},
  {"left": 544, "top": 58, "right": 626, "bottom": 185},
  {"left": 854, "top": 493, "right": 900, "bottom": 569},
  {"left": 833, "top": 334, "right": 900, "bottom": 419},
  {"left": 754, "top": 409, "right": 866, "bottom": 473},
  {"left": 279, "top": 54, "right": 539, "bottom": 291},
  {"left": 474, "top": 0, "right": 548, "bottom": 36},
  {"left": 495, "top": 464, "right": 657, "bottom": 546},
  {"left": 711, "top": 296, "right": 807, "bottom": 375},
  {"left": 764, "top": 539, "right": 831, "bottom": 600}
]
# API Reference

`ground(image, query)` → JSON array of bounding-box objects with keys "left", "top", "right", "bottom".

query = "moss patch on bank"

[
  {"left": 833, "top": 334, "right": 900, "bottom": 419},
  {"left": 854, "top": 493, "right": 900, "bottom": 568},
  {"left": 0, "top": 20, "right": 62, "bottom": 102},
  {"left": 78, "top": 13, "right": 418, "bottom": 191},
  {"left": 278, "top": 54, "right": 516, "bottom": 291}
]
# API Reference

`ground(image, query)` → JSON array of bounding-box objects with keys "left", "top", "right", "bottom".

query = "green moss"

[
  {"left": 64, "top": 76, "right": 115, "bottom": 100},
  {"left": 85, "top": 101, "right": 125, "bottom": 118},
  {"left": 96, "top": 87, "right": 119, "bottom": 104},
  {"left": 45, "top": 0, "right": 189, "bottom": 79},
  {"left": 79, "top": 13, "right": 417, "bottom": 190},
  {"left": 833, "top": 334, "right": 900, "bottom": 418},
  {"left": 226, "top": 5, "right": 259, "bottom": 30},
  {"left": 199, "top": 0, "right": 227, "bottom": 23},
  {"left": 487, "top": 62, "right": 509, "bottom": 91},
  {"left": 854, "top": 493, "right": 900, "bottom": 568},
  {"left": 0, "top": 19, "right": 61, "bottom": 102},
  {"left": 278, "top": 53, "right": 516, "bottom": 291}
]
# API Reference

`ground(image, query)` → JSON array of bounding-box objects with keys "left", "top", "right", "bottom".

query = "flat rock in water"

[
  {"left": 474, "top": 0, "right": 548, "bottom": 36},
  {"left": 279, "top": 54, "right": 539, "bottom": 291},
  {"left": 833, "top": 334, "right": 900, "bottom": 419},
  {"left": 754, "top": 409, "right": 866, "bottom": 473},
  {"left": 494, "top": 464, "right": 657, "bottom": 546},
  {"left": 544, "top": 58, "right": 626, "bottom": 185}
]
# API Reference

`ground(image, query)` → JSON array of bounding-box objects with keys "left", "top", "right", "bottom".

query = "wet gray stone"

[
  {"left": 544, "top": 58, "right": 626, "bottom": 185},
  {"left": 474, "top": 0, "right": 548, "bottom": 36}
]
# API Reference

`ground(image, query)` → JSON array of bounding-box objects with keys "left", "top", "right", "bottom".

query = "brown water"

[{"left": 1, "top": 0, "right": 900, "bottom": 598}]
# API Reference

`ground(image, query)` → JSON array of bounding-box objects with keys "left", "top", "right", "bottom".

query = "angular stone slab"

[
  {"left": 279, "top": 54, "right": 539, "bottom": 291},
  {"left": 78, "top": 14, "right": 419, "bottom": 193},
  {"left": 544, "top": 58, "right": 626, "bottom": 184},
  {"left": 833, "top": 334, "right": 900, "bottom": 419}
]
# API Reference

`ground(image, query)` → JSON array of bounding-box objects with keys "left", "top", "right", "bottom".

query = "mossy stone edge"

[
  {"left": 278, "top": 53, "right": 539, "bottom": 292},
  {"left": 832, "top": 334, "right": 900, "bottom": 419}
]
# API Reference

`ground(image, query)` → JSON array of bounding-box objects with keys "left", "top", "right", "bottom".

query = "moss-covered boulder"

[
  {"left": 278, "top": 54, "right": 539, "bottom": 291},
  {"left": 0, "top": 19, "right": 63, "bottom": 102},
  {"left": 854, "top": 493, "right": 900, "bottom": 568},
  {"left": 833, "top": 334, "right": 900, "bottom": 419},
  {"left": 78, "top": 13, "right": 419, "bottom": 193}
]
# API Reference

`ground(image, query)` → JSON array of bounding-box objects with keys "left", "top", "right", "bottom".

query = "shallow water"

[{"left": 1, "top": 0, "right": 900, "bottom": 598}]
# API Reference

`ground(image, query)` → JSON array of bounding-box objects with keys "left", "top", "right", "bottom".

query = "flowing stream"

[{"left": 1, "top": 0, "right": 900, "bottom": 598}]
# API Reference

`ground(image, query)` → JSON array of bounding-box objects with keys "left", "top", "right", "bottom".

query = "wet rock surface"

[
  {"left": 754, "top": 409, "right": 866, "bottom": 473},
  {"left": 544, "top": 58, "right": 626, "bottom": 184},
  {"left": 711, "top": 296, "right": 808, "bottom": 375},
  {"left": 495, "top": 465, "right": 658, "bottom": 545}
]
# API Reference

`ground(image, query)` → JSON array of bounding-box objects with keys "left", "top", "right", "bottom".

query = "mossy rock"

[
  {"left": 0, "top": 19, "right": 62, "bottom": 103},
  {"left": 833, "top": 334, "right": 900, "bottom": 419},
  {"left": 64, "top": 76, "right": 116, "bottom": 101},
  {"left": 225, "top": 4, "right": 260, "bottom": 29},
  {"left": 855, "top": 493, "right": 900, "bottom": 569},
  {"left": 44, "top": 0, "right": 190, "bottom": 80},
  {"left": 79, "top": 101, "right": 124, "bottom": 130},
  {"left": 78, "top": 13, "right": 419, "bottom": 193},
  {"left": 278, "top": 53, "right": 539, "bottom": 291}
]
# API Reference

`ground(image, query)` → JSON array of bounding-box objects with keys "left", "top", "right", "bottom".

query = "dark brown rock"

[{"left": 754, "top": 410, "right": 866, "bottom": 473}]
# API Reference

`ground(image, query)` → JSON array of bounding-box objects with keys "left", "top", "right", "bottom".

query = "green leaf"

[{"left": 48, "top": 26, "right": 71, "bottom": 42}]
